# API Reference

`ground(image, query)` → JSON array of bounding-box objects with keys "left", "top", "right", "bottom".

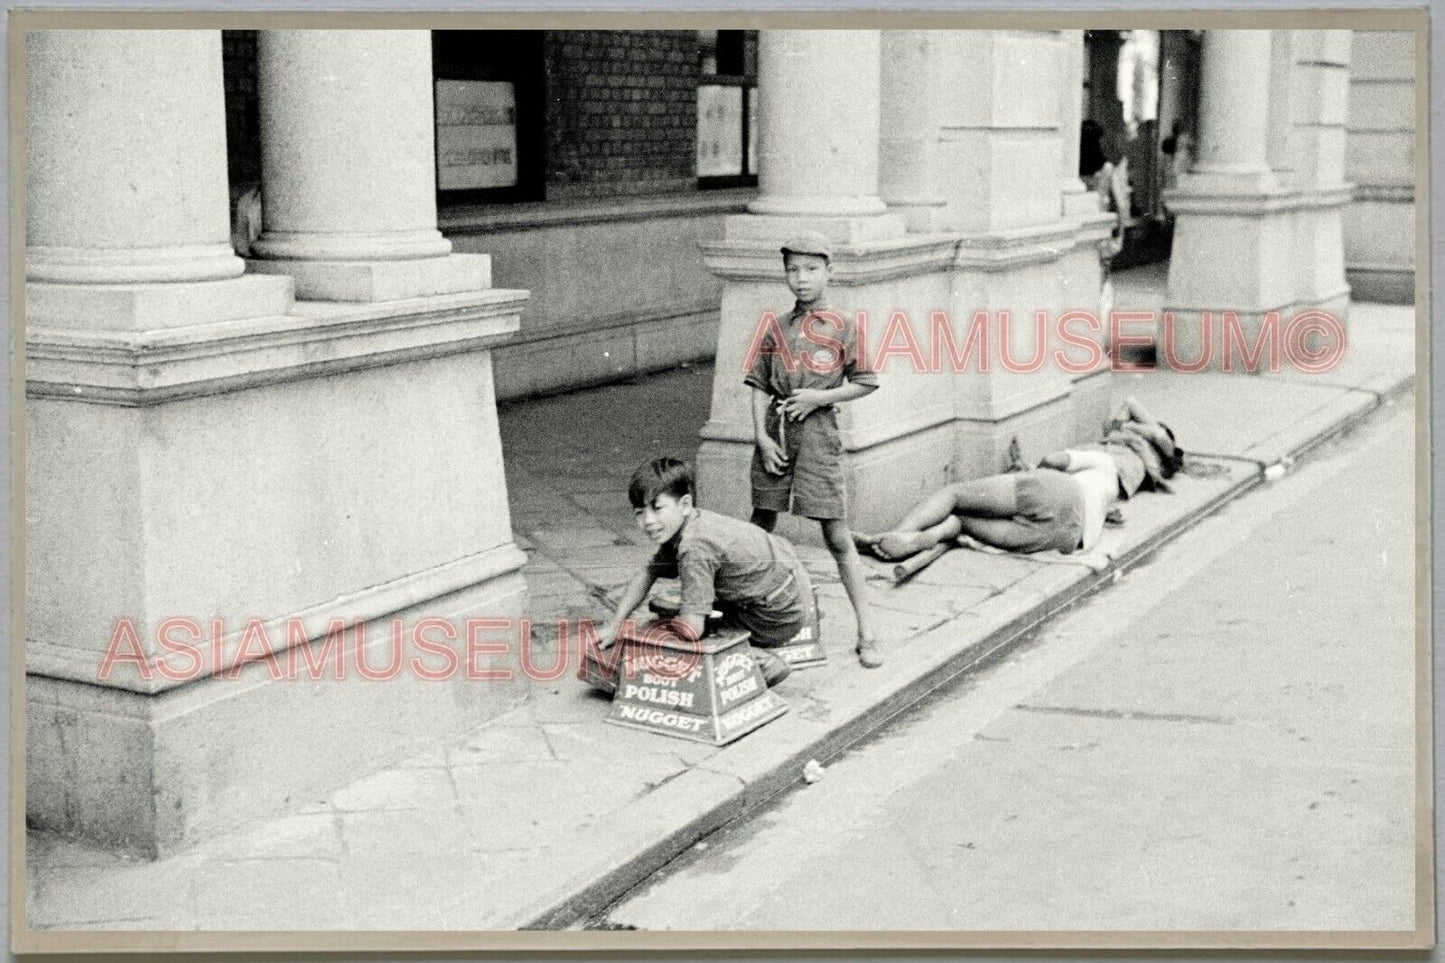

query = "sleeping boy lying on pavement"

[{"left": 855, "top": 397, "right": 1183, "bottom": 562}]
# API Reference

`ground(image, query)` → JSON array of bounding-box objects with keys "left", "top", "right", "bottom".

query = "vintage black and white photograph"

[{"left": 15, "top": 10, "right": 1427, "bottom": 950}]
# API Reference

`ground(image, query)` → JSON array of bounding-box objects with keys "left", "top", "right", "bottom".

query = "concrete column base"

[
  {"left": 247, "top": 252, "right": 492, "bottom": 303},
  {"left": 1062, "top": 184, "right": 1100, "bottom": 219},
  {"left": 722, "top": 212, "right": 908, "bottom": 246},
  {"left": 697, "top": 212, "right": 1114, "bottom": 542},
  {"left": 955, "top": 388, "right": 1077, "bottom": 480},
  {"left": 1165, "top": 185, "right": 1353, "bottom": 372},
  {"left": 27, "top": 567, "right": 527, "bottom": 858},
  {"left": 26, "top": 285, "right": 529, "bottom": 856},
  {"left": 696, "top": 416, "right": 957, "bottom": 549},
  {"left": 697, "top": 212, "right": 952, "bottom": 546},
  {"left": 1070, "top": 368, "right": 1115, "bottom": 442},
  {"left": 26, "top": 273, "right": 294, "bottom": 332},
  {"left": 1159, "top": 293, "right": 1351, "bottom": 375}
]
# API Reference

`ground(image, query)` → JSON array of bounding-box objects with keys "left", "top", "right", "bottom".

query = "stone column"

[
  {"left": 699, "top": 29, "right": 923, "bottom": 545},
  {"left": 1057, "top": 30, "right": 1112, "bottom": 439},
  {"left": 879, "top": 31, "right": 948, "bottom": 232},
  {"left": 1059, "top": 30, "right": 1096, "bottom": 218},
  {"left": 1164, "top": 29, "right": 1302, "bottom": 368},
  {"left": 26, "top": 31, "right": 242, "bottom": 285},
  {"left": 1189, "top": 30, "right": 1278, "bottom": 191},
  {"left": 1287, "top": 30, "right": 1354, "bottom": 316},
  {"left": 1266, "top": 31, "right": 1301, "bottom": 187},
  {"left": 748, "top": 31, "right": 889, "bottom": 222},
  {"left": 935, "top": 30, "right": 1114, "bottom": 468},
  {"left": 700, "top": 29, "right": 1113, "bottom": 544},
  {"left": 248, "top": 30, "right": 488, "bottom": 301},
  {"left": 1343, "top": 29, "right": 1415, "bottom": 303},
  {"left": 24, "top": 30, "right": 291, "bottom": 330},
  {"left": 26, "top": 29, "right": 528, "bottom": 856}
]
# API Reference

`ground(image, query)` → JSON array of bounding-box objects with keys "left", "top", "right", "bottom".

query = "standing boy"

[{"left": 744, "top": 231, "right": 882, "bottom": 668}]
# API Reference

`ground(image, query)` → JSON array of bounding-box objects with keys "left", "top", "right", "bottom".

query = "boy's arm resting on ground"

[
  {"left": 1038, "top": 450, "right": 1071, "bottom": 471},
  {"left": 1063, "top": 449, "right": 1118, "bottom": 474},
  {"left": 752, "top": 387, "right": 787, "bottom": 474},
  {"left": 599, "top": 567, "right": 657, "bottom": 648}
]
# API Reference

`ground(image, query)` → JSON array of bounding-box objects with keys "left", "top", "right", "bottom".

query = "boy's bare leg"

[
  {"left": 751, "top": 508, "right": 778, "bottom": 532},
  {"left": 872, "top": 515, "right": 964, "bottom": 560},
  {"left": 820, "top": 518, "right": 882, "bottom": 668},
  {"left": 958, "top": 515, "right": 1047, "bottom": 552},
  {"left": 854, "top": 487, "right": 958, "bottom": 558},
  {"left": 869, "top": 475, "right": 1020, "bottom": 560}
]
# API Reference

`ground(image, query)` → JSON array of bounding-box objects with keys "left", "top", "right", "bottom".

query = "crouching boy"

[{"left": 586, "top": 457, "right": 818, "bottom": 695}]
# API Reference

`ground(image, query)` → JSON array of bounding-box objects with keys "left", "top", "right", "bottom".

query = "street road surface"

[{"left": 603, "top": 404, "right": 1417, "bottom": 932}]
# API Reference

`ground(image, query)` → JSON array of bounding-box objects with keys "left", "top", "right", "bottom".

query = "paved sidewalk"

[{"left": 25, "top": 272, "right": 1416, "bottom": 935}]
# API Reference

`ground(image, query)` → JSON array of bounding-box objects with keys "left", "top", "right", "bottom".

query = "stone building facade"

[
  {"left": 1344, "top": 30, "right": 1416, "bottom": 303},
  {"left": 24, "top": 26, "right": 1412, "bottom": 856}
]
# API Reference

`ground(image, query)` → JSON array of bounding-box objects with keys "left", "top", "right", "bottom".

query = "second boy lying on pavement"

[{"left": 856, "top": 397, "right": 1182, "bottom": 562}]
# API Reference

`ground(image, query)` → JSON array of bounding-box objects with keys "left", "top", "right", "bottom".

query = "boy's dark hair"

[
  {"left": 1157, "top": 422, "right": 1184, "bottom": 478},
  {"left": 628, "top": 457, "right": 694, "bottom": 508}
]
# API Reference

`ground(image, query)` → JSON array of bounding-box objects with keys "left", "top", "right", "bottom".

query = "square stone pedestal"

[
  {"left": 696, "top": 229, "right": 960, "bottom": 546},
  {"left": 1164, "top": 186, "right": 1352, "bottom": 373},
  {"left": 26, "top": 285, "right": 531, "bottom": 857}
]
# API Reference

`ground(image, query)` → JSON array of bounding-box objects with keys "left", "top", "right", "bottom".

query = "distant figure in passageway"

[{"left": 856, "top": 398, "right": 1182, "bottom": 562}]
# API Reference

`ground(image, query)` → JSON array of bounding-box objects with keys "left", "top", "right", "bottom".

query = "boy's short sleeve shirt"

[
  {"left": 744, "top": 299, "right": 879, "bottom": 398},
  {"left": 1063, "top": 449, "right": 1120, "bottom": 552},
  {"left": 647, "top": 510, "right": 789, "bottom": 618}
]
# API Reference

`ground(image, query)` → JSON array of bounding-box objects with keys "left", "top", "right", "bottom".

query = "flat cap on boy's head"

[{"left": 780, "top": 231, "right": 833, "bottom": 261}]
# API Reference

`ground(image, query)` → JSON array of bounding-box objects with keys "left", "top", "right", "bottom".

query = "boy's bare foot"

[
  {"left": 749, "top": 648, "right": 793, "bottom": 687},
  {"left": 851, "top": 532, "right": 884, "bottom": 558},
  {"left": 855, "top": 637, "right": 883, "bottom": 669},
  {"left": 875, "top": 531, "right": 931, "bottom": 560}
]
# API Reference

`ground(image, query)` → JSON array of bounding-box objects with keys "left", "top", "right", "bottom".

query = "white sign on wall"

[{"left": 435, "top": 80, "right": 519, "bottom": 190}]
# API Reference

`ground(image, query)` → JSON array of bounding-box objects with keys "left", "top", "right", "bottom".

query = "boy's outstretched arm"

[
  {"left": 598, "top": 567, "right": 656, "bottom": 649},
  {"left": 1118, "top": 395, "right": 1160, "bottom": 426},
  {"left": 662, "top": 613, "right": 707, "bottom": 644}
]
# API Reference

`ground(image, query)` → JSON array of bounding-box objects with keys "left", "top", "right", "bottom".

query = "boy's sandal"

[{"left": 855, "top": 637, "right": 883, "bottom": 669}]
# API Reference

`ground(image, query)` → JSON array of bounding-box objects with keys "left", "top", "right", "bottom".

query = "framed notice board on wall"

[
  {"left": 435, "top": 79, "right": 519, "bottom": 190},
  {"left": 431, "top": 29, "right": 545, "bottom": 203}
]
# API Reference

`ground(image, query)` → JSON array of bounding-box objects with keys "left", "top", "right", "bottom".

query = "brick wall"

[
  {"left": 220, "top": 30, "right": 704, "bottom": 202},
  {"left": 543, "top": 31, "right": 699, "bottom": 199}
]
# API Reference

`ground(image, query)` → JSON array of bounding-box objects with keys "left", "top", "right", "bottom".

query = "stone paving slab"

[
  {"left": 30, "top": 459, "right": 1259, "bottom": 933},
  {"left": 24, "top": 280, "right": 1416, "bottom": 934}
]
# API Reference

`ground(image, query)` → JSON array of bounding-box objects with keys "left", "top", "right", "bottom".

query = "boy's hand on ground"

[
  {"left": 757, "top": 437, "right": 789, "bottom": 476},
  {"left": 1038, "top": 451, "right": 1070, "bottom": 471},
  {"left": 779, "top": 388, "right": 827, "bottom": 422}
]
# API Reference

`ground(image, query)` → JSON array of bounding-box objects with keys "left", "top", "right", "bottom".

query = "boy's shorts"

[
  {"left": 1008, "top": 469, "right": 1087, "bottom": 554},
  {"left": 751, "top": 406, "right": 847, "bottom": 520},
  {"left": 714, "top": 559, "right": 819, "bottom": 648}
]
